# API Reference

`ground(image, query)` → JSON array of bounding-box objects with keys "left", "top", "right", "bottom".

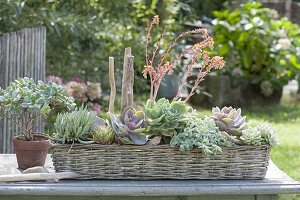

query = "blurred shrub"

[
  {"left": 46, "top": 75, "right": 103, "bottom": 115},
  {"left": 212, "top": 1, "right": 300, "bottom": 96},
  {"left": 0, "top": 0, "right": 186, "bottom": 93}
]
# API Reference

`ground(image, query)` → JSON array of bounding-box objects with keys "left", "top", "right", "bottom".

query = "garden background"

[{"left": 0, "top": 0, "right": 299, "bottom": 199}]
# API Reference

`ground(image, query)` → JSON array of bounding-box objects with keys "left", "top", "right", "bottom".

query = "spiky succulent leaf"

[{"left": 52, "top": 106, "right": 96, "bottom": 144}]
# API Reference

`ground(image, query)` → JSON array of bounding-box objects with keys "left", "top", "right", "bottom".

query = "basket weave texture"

[{"left": 51, "top": 144, "right": 270, "bottom": 180}]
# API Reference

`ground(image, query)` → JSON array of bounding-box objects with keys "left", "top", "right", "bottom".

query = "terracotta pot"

[{"left": 12, "top": 135, "right": 50, "bottom": 170}]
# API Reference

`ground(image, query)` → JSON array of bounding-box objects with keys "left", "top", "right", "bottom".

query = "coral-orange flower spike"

[{"left": 211, "top": 56, "right": 225, "bottom": 69}]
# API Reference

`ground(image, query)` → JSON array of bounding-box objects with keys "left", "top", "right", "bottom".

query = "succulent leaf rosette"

[
  {"left": 109, "top": 106, "right": 149, "bottom": 145},
  {"left": 212, "top": 106, "right": 247, "bottom": 137},
  {"left": 144, "top": 98, "right": 189, "bottom": 138},
  {"left": 92, "top": 125, "right": 115, "bottom": 145}
]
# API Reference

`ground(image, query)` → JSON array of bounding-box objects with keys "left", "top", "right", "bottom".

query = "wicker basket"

[{"left": 51, "top": 144, "right": 270, "bottom": 180}]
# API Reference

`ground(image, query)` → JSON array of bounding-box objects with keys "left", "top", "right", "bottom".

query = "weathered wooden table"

[{"left": 0, "top": 154, "right": 299, "bottom": 200}]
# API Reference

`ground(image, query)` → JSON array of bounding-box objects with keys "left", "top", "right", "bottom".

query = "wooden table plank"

[{"left": 0, "top": 154, "right": 299, "bottom": 196}]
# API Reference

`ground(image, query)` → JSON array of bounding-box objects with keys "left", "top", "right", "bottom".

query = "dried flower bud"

[{"left": 152, "top": 15, "right": 159, "bottom": 25}]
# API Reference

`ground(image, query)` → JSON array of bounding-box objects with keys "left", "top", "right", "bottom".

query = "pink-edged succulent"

[{"left": 212, "top": 106, "right": 247, "bottom": 136}]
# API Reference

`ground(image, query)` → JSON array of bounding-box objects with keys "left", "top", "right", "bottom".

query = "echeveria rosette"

[
  {"left": 144, "top": 98, "right": 189, "bottom": 138},
  {"left": 212, "top": 106, "right": 247, "bottom": 137},
  {"left": 109, "top": 106, "right": 149, "bottom": 145}
]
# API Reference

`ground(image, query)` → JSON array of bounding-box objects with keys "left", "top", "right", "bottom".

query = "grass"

[{"left": 197, "top": 102, "right": 300, "bottom": 200}]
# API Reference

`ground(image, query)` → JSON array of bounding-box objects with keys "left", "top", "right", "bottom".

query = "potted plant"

[{"left": 0, "top": 77, "right": 75, "bottom": 169}]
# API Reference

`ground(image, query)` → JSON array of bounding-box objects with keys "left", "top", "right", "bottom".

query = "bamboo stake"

[
  {"left": 108, "top": 57, "right": 116, "bottom": 113},
  {"left": 121, "top": 47, "right": 131, "bottom": 111}
]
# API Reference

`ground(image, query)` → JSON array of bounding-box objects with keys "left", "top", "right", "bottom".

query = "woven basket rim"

[{"left": 51, "top": 143, "right": 270, "bottom": 150}]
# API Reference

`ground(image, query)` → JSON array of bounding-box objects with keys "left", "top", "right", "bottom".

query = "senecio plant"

[
  {"left": 170, "top": 114, "right": 232, "bottom": 155},
  {"left": 52, "top": 106, "right": 115, "bottom": 145},
  {"left": 0, "top": 77, "right": 75, "bottom": 141},
  {"left": 53, "top": 106, "right": 96, "bottom": 144}
]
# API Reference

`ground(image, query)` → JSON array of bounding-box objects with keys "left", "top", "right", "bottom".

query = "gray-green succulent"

[
  {"left": 257, "top": 124, "right": 278, "bottom": 146},
  {"left": 144, "top": 98, "right": 190, "bottom": 138},
  {"left": 52, "top": 106, "right": 96, "bottom": 144},
  {"left": 0, "top": 77, "right": 75, "bottom": 141},
  {"left": 109, "top": 106, "right": 148, "bottom": 145},
  {"left": 212, "top": 106, "right": 247, "bottom": 137},
  {"left": 240, "top": 123, "right": 279, "bottom": 146},
  {"left": 240, "top": 127, "right": 262, "bottom": 146},
  {"left": 170, "top": 113, "right": 232, "bottom": 155}
]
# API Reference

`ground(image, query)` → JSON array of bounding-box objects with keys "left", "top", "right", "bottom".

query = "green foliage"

[
  {"left": 211, "top": 106, "right": 247, "bottom": 137},
  {"left": 0, "top": 0, "right": 185, "bottom": 92},
  {"left": 144, "top": 98, "right": 190, "bottom": 138},
  {"left": 179, "top": 0, "right": 226, "bottom": 19},
  {"left": 170, "top": 115, "right": 232, "bottom": 155},
  {"left": 212, "top": 1, "right": 300, "bottom": 94},
  {"left": 92, "top": 125, "right": 115, "bottom": 144},
  {"left": 52, "top": 106, "right": 96, "bottom": 144},
  {"left": 0, "top": 77, "right": 75, "bottom": 140},
  {"left": 109, "top": 106, "right": 148, "bottom": 145}
]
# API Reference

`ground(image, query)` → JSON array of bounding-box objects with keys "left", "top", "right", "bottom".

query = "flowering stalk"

[{"left": 143, "top": 15, "right": 225, "bottom": 101}]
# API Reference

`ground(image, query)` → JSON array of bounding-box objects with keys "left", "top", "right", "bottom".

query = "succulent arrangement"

[{"left": 49, "top": 15, "right": 278, "bottom": 157}]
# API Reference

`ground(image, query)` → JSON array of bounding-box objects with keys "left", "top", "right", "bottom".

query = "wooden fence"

[{"left": 0, "top": 27, "right": 46, "bottom": 153}]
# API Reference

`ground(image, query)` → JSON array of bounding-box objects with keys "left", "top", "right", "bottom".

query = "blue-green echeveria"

[{"left": 109, "top": 106, "right": 148, "bottom": 145}]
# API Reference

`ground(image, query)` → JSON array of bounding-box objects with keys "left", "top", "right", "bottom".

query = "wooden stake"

[
  {"left": 127, "top": 55, "right": 134, "bottom": 107},
  {"left": 121, "top": 47, "right": 131, "bottom": 111},
  {"left": 108, "top": 57, "right": 116, "bottom": 113}
]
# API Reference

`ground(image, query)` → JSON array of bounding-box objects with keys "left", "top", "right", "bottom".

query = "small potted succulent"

[{"left": 0, "top": 77, "right": 75, "bottom": 169}]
